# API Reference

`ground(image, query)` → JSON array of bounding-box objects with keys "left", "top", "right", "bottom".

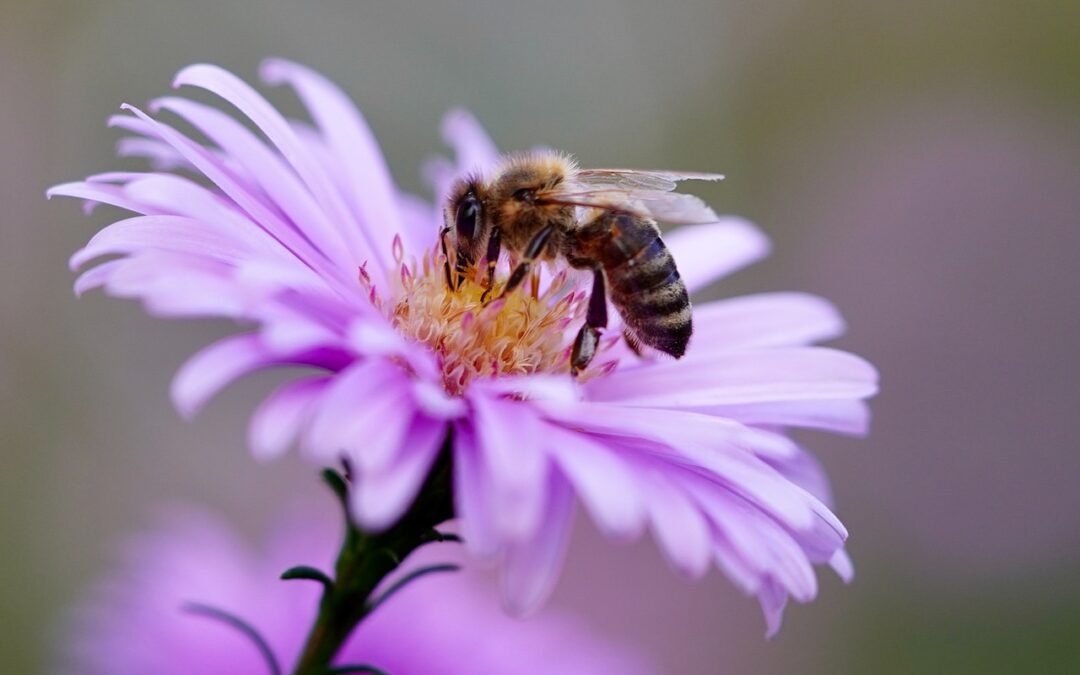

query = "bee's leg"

[
  {"left": 622, "top": 329, "right": 645, "bottom": 357},
  {"left": 479, "top": 228, "right": 502, "bottom": 303},
  {"left": 439, "top": 226, "right": 456, "bottom": 289},
  {"left": 571, "top": 269, "right": 608, "bottom": 375},
  {"left": 500, "top": 224, "right": 555, "bottom": 297}
]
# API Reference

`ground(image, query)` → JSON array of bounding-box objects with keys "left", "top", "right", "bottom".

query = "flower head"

[
  {"left": 63, "top": 505, "right": 654, "bottom": 674},
  {"left": 53, "top": 60, "right": 878, "bottom": 634}
]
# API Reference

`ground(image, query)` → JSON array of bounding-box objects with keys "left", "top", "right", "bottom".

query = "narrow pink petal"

[
  {"left": 347, "top": 319, "right": 442, "bottom": 385},
  {"left": 98, "top": 252, "right": 257, "bottom": 319},
  {"left": 663, "top": 218, "right": 770, "bottom": 294},
  {"left": 451, "top": 422, "right": 500, "bottom": 559},
  {"left": 470, "top": 375, "right": 580, "bottom": 403},
  {"left": 116, "top": 136, "right": 190, "bottom": 170},
  {"left": 829, "top": 549, "right": 855, "bottom": 583},
  {"left": 471, "top": 394, "right": 549, "bottom": 541},
  {"left": 70, "top": 215, "right": 273, "bottom": 271},
  {"left": 171, "top": 334, "right": 272, "bottom": 418},
  {"left": 247, "top": 376, "right": 328, "bottom": 461},
  {"left": 694, "top": 399, "right": 872, "bottom": 437},
  {"left": 543, "top": 424, "right": 646, "bottom": 540},
  {"left": 759, "top": 577, "right": 789, "bottom": 638},
  {"left": 114, "top": 105, "right": 354, "bottom": 295},
  {"left": 641, "top": 470, "right": 712, "bottom": 578},
  {"left": 587, "top": 347, "right": 879, "bottom": 408},
  {"left": 766, "top": 446, "right": 835, "bottom": 507},
  {"left": 350, "top": 415, "right": 447, "bottom": 531},
  {"left": 172, "top": 65, "right": 388, "bottom": 276},
  {"left": 150, "top": 96, "right": 357, "bottom": 274},
  {"left": 395, "top": 192, "right": 443, "bottom": 259},
  {"left": 411, "top": 379, "right": 469, "bottom": 420},
  {"left": 711, "top": 534, "right": 762, "bottom": 596},
  {"left": 303, "top": 359, "right": 413, "bottom": 469},
  {"left": 120, "top": 173, "right": 285, "bottom": 248},
  {"left": 258, "top": 313, "right": 343, "bottom": 355},
  {"left": 260, "top": 59, "right": 408, "bottom": 260},
  {"left": 692, "top": 481, "right": 819, "bottom": 603},
  {"left": 73, "top": 259, "right": 123, "bottom": 296},
  {"left": 692, "top": 292, "right": 845, "bottom": 350},
  {"left": 48, "top": 181, "right": 161, "bottom": 215},
  {"left": 501, "top": 472, "right": 575, "bottom": 615},
  {"left": 441, "top": 108, "right": 501, "bottom": 176},
  {"left": 422, "top": 154, "right": 459, "bottom": 205},
  {"left": 537, "top": 401, "right": 817, "bottom": 529}
]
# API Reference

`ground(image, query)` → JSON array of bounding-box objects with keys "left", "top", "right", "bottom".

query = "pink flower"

[
  {"left": 52, "top": 60, "right": 877, "bottom": 634},
  {"left": 63, "top": 505, "right": 655, "bottom": 674}
]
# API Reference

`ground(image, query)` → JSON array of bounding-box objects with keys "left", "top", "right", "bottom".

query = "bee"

[{"left": 443, "top": 151, "right": 723, "bottom": 375}]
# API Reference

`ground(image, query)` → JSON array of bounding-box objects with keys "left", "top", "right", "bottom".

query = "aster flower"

[
  {"left": 62, "top": 505, "right": 655, "bottom": 675},
  {"left": 52, "top": 60, "right": 877, "bottom": 635}
]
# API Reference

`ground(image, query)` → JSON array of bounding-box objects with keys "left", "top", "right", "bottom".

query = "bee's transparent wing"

[
  {"left": 565, "top": 169, "right": 724, "bottom": 224},
  {"left": 549, "top": 189, "right": 718, "bottom": 224},
  {"left": 576, "top": 168, "right": 725, "bottom": 193}
]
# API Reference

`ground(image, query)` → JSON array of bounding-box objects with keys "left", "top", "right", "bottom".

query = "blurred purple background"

[{"left": 2, "top": 1, "right": 1078, "bottom": 673}]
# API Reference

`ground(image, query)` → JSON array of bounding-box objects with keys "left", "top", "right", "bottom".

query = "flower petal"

[
  {"left": 69, "top": 214, "right": 274, "bottom": 270},
  {"left": 692, "top": 481, "right": 818, "bottom": 604},
  {"left": 260, "top": 58, "right": 409, "bottom": 260},
  {"left": 692, "top": 292, "right": 846, "bottom": 350},
  {"left": 759, "top": 577, "right": 789, "bottom": 638},
  {"left": 172, "top": 64, "right": 388, "bottom": 275},
  {"left": 303, "top": 359, "right": 413, "bottom": 469},
  {"left": 247, "top": 376, "right": 328, "bottom": 461},
  {"left": 471, "top": 394, "right": 549, "bottom": 541},
  {"left": 48, "top": 181, "right": 161, "bottom": 215},
  {"left": 664, "top": 218, "right": 770, "bottom": 294},
  {"left": 114, "top": 105, "right": 353, "bottom": 294},
  {"left": 694, "top": 399, "right": 872, "bottom": 437},
  {"left": 171, "top": 334, "right": 273, "bottom": 418},
  {"left": 543, "top": 424, "right": 646, "bottom": 540},
  {"left": 452, "top": 422, "right": 500, "bottom": 559},
  {"left": 151, "top": 96, "right": 357, "bottom": 272},
  {"left": 640, "top": 467, "right": 712, "bottom": 578},
  {"left": 116, "top": 135, "right": 189, "bottom": 170},
  {"left": 829, "top": 549, "right": 855, "bottom": 583},
  {"left": 97, "top": 252, "right": 255, "bottom": 319},
  {"left": 537, "top": 401, "right": 818, "bottom": 529},
  {"left": 587, "top": 347, "right": 879, "bottom": 408},
  {"left": 501, "top": 472, "right": 575, "bottom": 615},
  {"left": 442, "top": 108, "right": 501, "bottom": 177},
  {"left": 351, "top": 415, "right": 447, "bottom": 531}
]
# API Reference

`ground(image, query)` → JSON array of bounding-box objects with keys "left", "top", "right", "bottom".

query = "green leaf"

[
  {"left": 328, "top": 665, "right": 391, "bottom": 675},
  {"left": 280, "top": 565, "right": 334, "bottom": 590},
  {"left": 182, "top": 602, "right": 281, "bottom": 675}
]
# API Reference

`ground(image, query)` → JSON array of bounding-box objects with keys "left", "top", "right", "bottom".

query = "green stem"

[{"left": 292, "top": 442, "right": 455, "bottom": 675}]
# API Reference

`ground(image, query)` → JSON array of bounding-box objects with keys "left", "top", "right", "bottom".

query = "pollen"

[{"left": 380, "top": 239, "right": 589, "bottom": 395}]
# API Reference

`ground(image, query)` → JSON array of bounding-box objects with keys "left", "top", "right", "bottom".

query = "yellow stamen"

[{"left": 388, "top": 245, "right": 587, "bottom": 395}]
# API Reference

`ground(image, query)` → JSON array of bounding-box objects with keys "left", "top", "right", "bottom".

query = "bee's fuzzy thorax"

[{"left": 492, "top": 149, "right": 579, "bottom": 187}]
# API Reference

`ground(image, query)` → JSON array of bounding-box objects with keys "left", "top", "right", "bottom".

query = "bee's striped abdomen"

[{"left": 566, "top": 211, "right": 692, "bottom": 358}]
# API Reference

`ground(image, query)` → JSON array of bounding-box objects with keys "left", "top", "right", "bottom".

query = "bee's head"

[{"left": 444, "top": 176, "right": 488, "bottom": 270}]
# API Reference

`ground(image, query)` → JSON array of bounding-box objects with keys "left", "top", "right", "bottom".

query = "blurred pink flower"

[
  {"left": 62, "top": 506, "right": 655, "bottom": 674},
  {"left": 52, "top": 60, "right": 877, "bottom": 633}
]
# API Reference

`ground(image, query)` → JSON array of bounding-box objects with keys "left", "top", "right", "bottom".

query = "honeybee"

[{"left": 443, "top": 151, "right": 723, "bottom": 374}]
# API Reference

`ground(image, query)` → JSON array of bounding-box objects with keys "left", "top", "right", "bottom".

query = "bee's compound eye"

[{"left": 455, "top": 195, "right": 480, "bottom": 240}]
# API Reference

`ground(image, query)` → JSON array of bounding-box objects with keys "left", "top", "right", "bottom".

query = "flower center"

[{"left": 375, "top": 238, "right": 595, "bottom": 395}]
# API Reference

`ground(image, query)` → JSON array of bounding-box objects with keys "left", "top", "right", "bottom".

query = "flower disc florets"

[{"left": 375, "top": 239, "right": 597, "bottom": 395}]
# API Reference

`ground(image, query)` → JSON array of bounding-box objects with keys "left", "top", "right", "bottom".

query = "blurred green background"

[{"left": 3, "top": 1, "right": 1079, "bottom": 673}]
